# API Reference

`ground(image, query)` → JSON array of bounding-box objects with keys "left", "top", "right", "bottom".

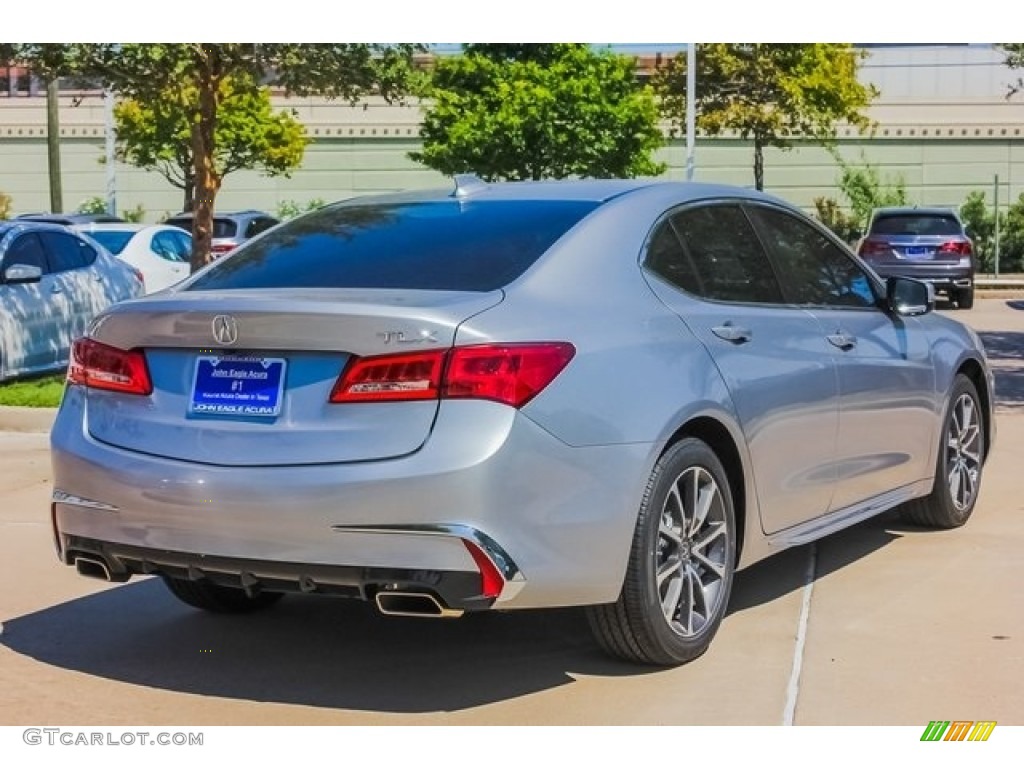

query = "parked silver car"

[
  {"left": 49, "top": 179, "right": 995, "bottom": 666},
  {"left": 1, "top": 221, "right": 144, "bottom": 381}
]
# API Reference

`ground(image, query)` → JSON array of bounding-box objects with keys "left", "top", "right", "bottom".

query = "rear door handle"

[
  {"left": 711, "top": 324, "right": 753, "bottom": 344},
  {"left": 827, "top": 332, "right": 857, "bottom": 350}
]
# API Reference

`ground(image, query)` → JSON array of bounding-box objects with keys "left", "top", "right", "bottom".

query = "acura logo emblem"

[{"left": 212, "top": 315, "right": 239, "bottom": 346}]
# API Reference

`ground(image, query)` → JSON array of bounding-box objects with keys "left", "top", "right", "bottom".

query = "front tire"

[
  {"left": 900, "top": 374, "right": 985, "bottom": 528},
  {"left": 587, "top": 438, "right": 736, "bottom": 666},
  {"left": 162, "top": 576, "right": 284, "bottom": 613}
]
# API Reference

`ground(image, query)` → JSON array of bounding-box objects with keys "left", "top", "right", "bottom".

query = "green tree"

[
  {"left": 1001, "top": 193, "right": 1024, "bottom": 273},
  {"left": 1001, "top": 43, "right": 1024, "bottom": 97},
  {"left": 958, "top": 190, "right": 1006, "bottom": 272},
  {"left": 12, "top": 44, "right": 423, "bottom": 271},
  {"left": 812, "top": 197, "right": 860, "bottom": 245},
  {"left": 411, "top": 44, "right": 665, "bottom": 181},
  {"left": 656, "top": 44, "right": 877, "bottom": 190},
  {"left": 115, "top": 76, "right": 308, "bottom": 212},
  {"left": 834, "top": 153, "right": 908, "bottom": 230}
]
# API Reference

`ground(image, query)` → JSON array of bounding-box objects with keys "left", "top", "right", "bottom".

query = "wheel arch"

[
  {"left": 956, "top": 356, "right": 993, "bottom": 461},
  {"left": 664, "top": 416, "right": 748, "bottom": 565}
]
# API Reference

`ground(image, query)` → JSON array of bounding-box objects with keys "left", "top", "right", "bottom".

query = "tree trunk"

[
  {"left": 753, "top": 137, "right": 764, "bottom": 191},
  {"left": 46, "top": 77, "right": 63, "bottom": 213},
  {"left": 189, "top": 68, "right": 221, "bottom": 273}
]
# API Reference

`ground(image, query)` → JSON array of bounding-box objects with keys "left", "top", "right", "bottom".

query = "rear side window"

[
  {"left": 187, "top": 200, "right": 599, "bottom": 292},
  {"left": 669, "top": 205, "right": 784, "bottom": 304},
  {"left": 870, "top": 214, "right": 961, "bottom": 236},
  {"left": 39, "top": 231, "right": 97, "bottom": 272}
]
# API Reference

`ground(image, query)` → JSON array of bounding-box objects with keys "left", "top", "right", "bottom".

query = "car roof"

[
  {"left": 329, "top": 178, "right": 784, "bottom": 207},
  {"left": 166, "top": 210, "right": 272, "bottom": 220},
  {"left": 871, "top": 206, "right": 959, "bottom": 217},
  {"left": 16, "top": 212, "right": 126, "bottom": 225},
  {"left": 0, "top": 220, "right": 85, "bottom": 236}
]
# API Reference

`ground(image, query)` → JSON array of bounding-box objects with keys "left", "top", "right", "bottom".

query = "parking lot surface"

[{"left": 1, "top": 299, "right": 1021, "bottom": 725}]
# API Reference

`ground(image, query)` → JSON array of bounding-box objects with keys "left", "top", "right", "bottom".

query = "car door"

[
  {"left": 0, "top": 231, "right": 66, "bottom": 373},
  {"left": 642, "top": 203, "right": 840, "bottom": 534},
  {"left": 746, "top": 204, "right": 936, "bottom": 512},
  {"left": 37, "top": 230, "right": 104, "bottom": 361}
]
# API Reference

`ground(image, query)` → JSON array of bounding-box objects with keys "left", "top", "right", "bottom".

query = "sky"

[{"left": 3, "top": 1, "right": 1009, "bottom": 44}]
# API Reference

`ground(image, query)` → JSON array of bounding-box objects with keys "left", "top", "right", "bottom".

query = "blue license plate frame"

[{"left": 189, "top": 356, "right": 287, "bottom": 417}]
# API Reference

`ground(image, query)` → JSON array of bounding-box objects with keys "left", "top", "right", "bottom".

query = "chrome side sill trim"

[{"left": 52, "top": 490, "right": 120, "bottom": 513}]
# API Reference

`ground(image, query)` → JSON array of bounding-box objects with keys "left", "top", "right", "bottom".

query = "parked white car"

[{"left": 74, "top": 224, "right": 192, "bottom": 294}]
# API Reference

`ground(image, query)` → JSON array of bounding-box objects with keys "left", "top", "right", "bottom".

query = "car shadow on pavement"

[
  {"left": 2, "top": 516, "right": 906, "bottom": 715},
  {"left": 1, "top": 579, "right": 654, "bottom": 713}
]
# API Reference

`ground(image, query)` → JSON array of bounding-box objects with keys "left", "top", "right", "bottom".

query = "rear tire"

[
  {"left": 956, "top": 288, "right": 974, "bottom": 310},
  {"left": 587, "top": 438, "right": 736, "bottom": 666},
  {"left": 900, "top": 374, "right": 984, "bottom": 528},
  {"left": 162, "top": 576, "right": 284, "bottom": 613}
]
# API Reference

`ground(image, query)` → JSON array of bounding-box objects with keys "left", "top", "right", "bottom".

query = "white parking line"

[{"left": 783, "top": 542, "right": 817, "bottom": 726}]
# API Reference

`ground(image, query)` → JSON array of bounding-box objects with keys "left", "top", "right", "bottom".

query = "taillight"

[
  {"left": 329, "top": 343, "right": 575, "bottom": 408},
  {"left": 938, "top": 240, "right": 973, "bottom": 256},
  {"left": 859, "top": 237, "right": 891, "bottom": 257},
  {"left": 67, "top": 338, "right": 152, "bottom": 395},
  {"left": 211, "top": 243, "right": 235, "bottom": 256},
  {"left": 444, "top": 343, "right": 576, "bottom": 408},
  {"left": 330, "top": 350, "right": 444, "bottom": 403}
]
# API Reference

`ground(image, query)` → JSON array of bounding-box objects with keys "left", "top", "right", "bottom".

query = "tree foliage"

[
  {"left": 656, "top": 44, "right": 877, "bottom": 190},
  {"left": 1001, "top": 43, "right": 1024, "bottom": 97},
  {"left": 11, "top": 44, "right": 423, "bottom": 271},
  {"left": 411, "top": 44, "right": 665, "bottom": 181},
  {"left": 115, "top": 77, "right": 308, "bottom": 212},
  {"left": 813, "top": 153, "right": 907, "bottom": 243}
]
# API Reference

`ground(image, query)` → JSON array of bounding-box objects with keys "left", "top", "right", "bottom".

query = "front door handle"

[
  {"left": 827, "top": 332, "right": 857, "bottom": 350},
  {"left": 711, "top": 324, "right": 753, "bottom": 344}
]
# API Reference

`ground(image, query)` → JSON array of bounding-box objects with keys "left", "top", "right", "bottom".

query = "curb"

[{"left": 0, "top": 406, "right": 57, "bottom": 434}]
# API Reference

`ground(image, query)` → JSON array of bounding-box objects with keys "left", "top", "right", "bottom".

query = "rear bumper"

[
  {"left": 50, "top": 385, "right": 654, "bottom": 610},
  {"left": 867, "top": 263, "right": 974, "bottom": 292}
]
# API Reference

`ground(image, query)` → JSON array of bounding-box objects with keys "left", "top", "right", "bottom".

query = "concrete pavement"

[{"left": 0, "top": 298, "right": 1021, "bottom": 725}]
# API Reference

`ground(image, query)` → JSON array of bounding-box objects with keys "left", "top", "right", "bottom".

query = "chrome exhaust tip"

[
  {"left": 74, "top": 555, "right": 129, "bottom": 583},
  {"left": 75, "top": 555, "right": 112, "bottom": 581},
  {"left": 374, "top": 591, "right": 464, "bottom": 619}
]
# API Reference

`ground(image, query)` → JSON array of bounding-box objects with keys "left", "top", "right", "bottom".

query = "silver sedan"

[
  {"left": 49, "top": 179, "right": 995, "bottom": 665},
  {"left": 0, "top": 220, "right": 144, "bottom": 381}
]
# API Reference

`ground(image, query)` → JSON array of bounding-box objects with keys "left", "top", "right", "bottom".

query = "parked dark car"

[
  {"left": 0, "top": 220, "right": 144, "bottom": 381},
  {"left": 164, "top": 210, "right": 279, "bottom": 257},
  {"left": 857, "top": 207, "right": 976, "bottom": 309}
]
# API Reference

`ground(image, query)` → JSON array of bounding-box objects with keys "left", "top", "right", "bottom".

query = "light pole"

[
  {"left": 686, "top": 43, "right": 696, "bottom": 181},
  {"left": 104, "top": 89, "right": 117, "bottom": 217}
]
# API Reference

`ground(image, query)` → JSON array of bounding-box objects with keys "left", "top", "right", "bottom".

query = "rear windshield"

[
  {"left": 86, "top": 230, "right": 134, "bottom": 255},
  {"left": 166, "top": 217, "right": 238, "bottom": 239},
  {"left": 870, "top": 213, "right": 961, "bottom": 236},
  {"left": 186, "top": 200, "right": 599, "bottom": 292}
]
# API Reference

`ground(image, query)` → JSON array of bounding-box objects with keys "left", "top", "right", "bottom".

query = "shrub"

[
  {"left": 76, "top": 196, "right": 109, "bottom": 215},
  {"left": 276, "top": 198, "right": 325, "bottom": 220},
  {"left": 0, "top": 191, "right": 11, "bottom": 220}
]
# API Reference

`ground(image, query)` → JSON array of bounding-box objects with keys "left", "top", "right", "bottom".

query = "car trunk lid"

[{"left": 83, "top": 288, "right": 503, "bottom": 466}]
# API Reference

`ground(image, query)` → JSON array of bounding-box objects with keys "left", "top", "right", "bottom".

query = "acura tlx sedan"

[{"left": 50, "top": 177, "right": 995, "bottom": 666}]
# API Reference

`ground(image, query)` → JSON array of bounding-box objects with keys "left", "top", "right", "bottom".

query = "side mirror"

[
  {"left": 3, "top": 264, "right": 43, "bottom": 284},
  {"left": 887, "top": 276, "right": 934, "bottom": 317}
]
